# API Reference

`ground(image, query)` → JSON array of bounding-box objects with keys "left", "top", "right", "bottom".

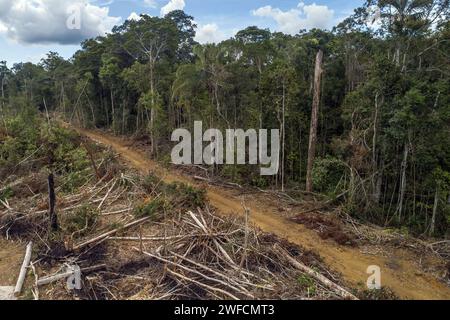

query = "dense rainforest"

[{"left": 1, "top": 0, "right": 449, "bottom": 237}]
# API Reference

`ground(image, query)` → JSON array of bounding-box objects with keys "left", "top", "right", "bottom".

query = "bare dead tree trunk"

[
  {"left": 306, "top": 49, "right": 323, "bottom": 193},
  {"left": 149, "top": 64, "right": 156, "bottom": 156},
  {"left": 394, "top": 47, "right": 400, "bottom": 67},
  {"left": 48, "top": 173, "right": 58, "bottom": 231},
  {"left": 430, "top": 186, "right": 439, "bottom": 236},
  {"left": 372, "top": 92, "right": 381, "bottom": 203}
]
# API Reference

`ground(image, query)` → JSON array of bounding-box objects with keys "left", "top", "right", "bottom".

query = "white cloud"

[
  {"left": 252, "top": 1, "right": 334, "bottom": 34},
  {"left": 302, "top": 3, "right": 334, "bottom": 29},
  {"left": 160, "top": 0, "right": 185, "bottom": 16},
  {"left": 195, "top": 23, "right": 228, "bottom": 44},
  {"left": 127, "top": 12, "right": 141, "bottom": 21},
  {"left": 0, "top": 0, "right": 121, "bottom": 45},
  {"left": 127, "top": 12, "right": 151, "bottom": 21},
  {"left": 143, "top": 0, "right": 157, "bottom": 8},
  {"left": 0, "top": 21, "right": 7, "bottom": 34}
]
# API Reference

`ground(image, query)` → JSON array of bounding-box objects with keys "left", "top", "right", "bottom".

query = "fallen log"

[
  {"left": 193, "top": 175, "right": 210, "bottom": 182},
  {"left": 37, "top": 264, "right": 106, "bottom": 287},
  {"left": 97, "top": 179, "right": 118, "bottom": 210},
  {"left": 274, "top": 244, "right": 358, "bottom": 300},
  {"left": 14, "top": 241, "right": 33, "bottom": 296},
  {"left": 101, "top": 208, "right": 132, "bottom": 216}
]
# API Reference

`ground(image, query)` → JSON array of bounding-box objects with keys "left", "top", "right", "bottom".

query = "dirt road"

[{"left": 78, "top": 128, "right": 450, "bottom": 300}]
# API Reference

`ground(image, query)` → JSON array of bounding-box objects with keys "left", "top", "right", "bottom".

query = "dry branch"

[
  {"left": 97, "top": 179, "right": 118, "bottom": 210},
  {"left": 135, "top": 248, "right": 254, "bottom": 299},
  {"left": 14, "top": 241, "right": 33, "bottom": 296},
  {"left": 275, "top": 244, "right": 358, "bottom": 300},
  {"left": 73, "top": 217, "right": 151, "bottom": 251},
  {"left": 166, "top": 268, "right": 240, "bottom": 300}
]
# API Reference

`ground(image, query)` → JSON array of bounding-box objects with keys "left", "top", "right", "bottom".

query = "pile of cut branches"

[{"left": 72, "top": 207, "right": 358, "bottom": 300}]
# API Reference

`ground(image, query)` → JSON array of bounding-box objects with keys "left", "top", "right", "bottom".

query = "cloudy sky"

[{"left": 0, "top": 0, "right": 364, "bottom": 66}]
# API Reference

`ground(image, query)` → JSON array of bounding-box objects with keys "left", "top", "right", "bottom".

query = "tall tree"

[
  {"left": 306, "top": 50, "right": 324, "bottom": 192},
  {"left": 119, "top": 16, "right": 178, "bottom": 155}
]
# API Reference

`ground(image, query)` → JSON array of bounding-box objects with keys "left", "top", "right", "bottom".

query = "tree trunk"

[
  {"left": 48, "top": 173, "right": 58, "bottom": 231},
  {"left": 86, "top": 92, "right": 95, "bottom": 127},
  {"left": 110, "top": 89, "right": 115, "bottom": 133},
  {"left": 149, "top": 64, "right": 156, "bottom": 156},
  {"left": 61, "top": 83, "right": 66, "bottom": 116},
  {"left": 298, "top": 126, "right": 302, "bottom": 181},
  {"left": 122, "top": 102, "right": 126, "bottom": 135},
  {"left": 397, "top": 143, "right": 409, "bottom": 222},
  {"left": 430, "top": 186, "right": 439, "bottom": 236},
  {"left": 1, "top": 77, "right": 5, "bottom": 113},
  {"left": 372, "top": 92, "right": 381, "bottom": 203},
  {"left": 395, "top": 47, "right": 400, "bottom": 67},
  {"left": 306, "top": 49, "right": 323, "bottom": 193},
  {"left": 374, "top": 163, "right": 383, "bottom": 204}
]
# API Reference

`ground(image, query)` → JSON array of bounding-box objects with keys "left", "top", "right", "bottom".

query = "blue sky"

[{"left": 0, "top": 0, "right": 364, "bottom": 66}]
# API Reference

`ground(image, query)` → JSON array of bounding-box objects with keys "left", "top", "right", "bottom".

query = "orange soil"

[
  {"left": 0, "top": 239, "right": 23, "bottom": 286},
  {"left": 77, "top": 128, "right": 450, "bottom": 300}
]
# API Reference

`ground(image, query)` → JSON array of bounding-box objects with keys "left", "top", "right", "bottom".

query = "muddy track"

[{"left": 77, "top": 128, "right": 450, "bottom": 300}]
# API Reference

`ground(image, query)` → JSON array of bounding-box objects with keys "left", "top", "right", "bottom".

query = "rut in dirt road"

[{"left": 76, "top": 128, "right": 450, "bottom": 300}]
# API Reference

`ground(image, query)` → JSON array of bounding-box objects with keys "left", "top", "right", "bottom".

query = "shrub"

[
  {"left": 0, "top": 187, "right": 14, "bottom": 201},
  {"left": 141, "top": 173, "right": 162, "bottom": 193},
  {"left": 165, "top": 182, "right": 207, "bottom": 209},
  {"left": 62, "top": 171, "right": 90, "bottom": 193},
  {"left": 133, "top": 198, "right": 167, "bottom": 219},
  {"left": 297, "top": 274, "right": 316, "bottom": 295},
  {"left": 312, "top": 157, "right": 348, "bottom": 196},
  {"left": 0, "top": 114, "right": 42, "bottom": 167}
]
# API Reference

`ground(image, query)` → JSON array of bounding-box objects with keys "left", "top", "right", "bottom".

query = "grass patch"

[
  {"left": 63, "top": 205, "right": 99, "bottom": 237},
  {"left": 297, "top": 274, "right": 316, "bottom": 296},
  {"left": 0, "top": 187, "right": 14, "bottom": 201}
]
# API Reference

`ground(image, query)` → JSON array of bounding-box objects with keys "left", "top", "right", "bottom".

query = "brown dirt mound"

[{"left": 292, "top": 213, "right": 356, "bottom": 247}]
